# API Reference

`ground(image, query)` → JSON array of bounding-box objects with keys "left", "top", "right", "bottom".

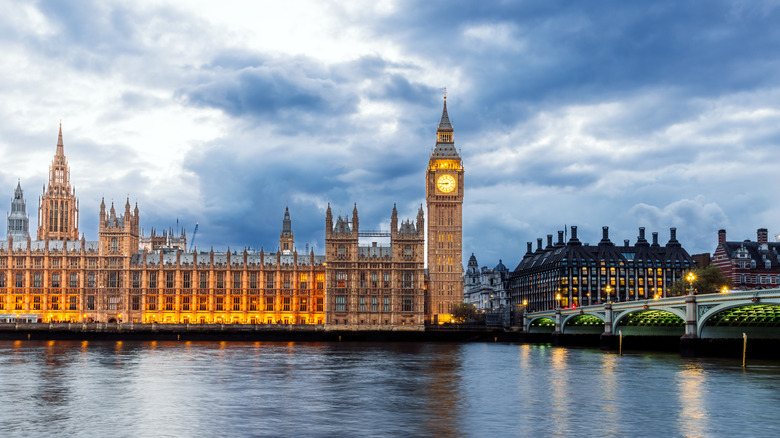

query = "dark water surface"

[{"left": 1, "top": 340, "right": 779, "bottom": 437}]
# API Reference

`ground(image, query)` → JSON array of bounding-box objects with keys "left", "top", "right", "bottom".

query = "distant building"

[
  {"left": 139, "top": 228, "right": 187, "bottom": 252},
  {"left": 712, "top": 228, "right": 780, "bottom": 290},
  {"left": 464, "top": 254, "right": 510, "bottom": 312},
  {"left": 509, "top": 226, "right": 695, "bottom": 312},
  {"left": 6, "top": 181, "right": 30, "bottom": 242}
]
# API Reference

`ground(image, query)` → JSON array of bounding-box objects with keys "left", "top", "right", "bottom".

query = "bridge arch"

[
  {"left": 699, "top": 300, "right": 780, "bottom": 338},
  {"left": 527, "top": 316, "right": 555, "bottom": 333},
  {"left": 614, "top": 309, "right": 685, "bottom": 336},
  {"left": 561, "top": 314, "right": 605, "bottom": 335}
]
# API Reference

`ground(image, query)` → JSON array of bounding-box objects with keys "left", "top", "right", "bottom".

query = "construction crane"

[{"left": 189, "top": 222, "right": 199, "bottom": 252}]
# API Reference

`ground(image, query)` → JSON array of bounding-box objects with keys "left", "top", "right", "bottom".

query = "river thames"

[{"left": 0, "top": 340, "right": 778, "bottom": 437}]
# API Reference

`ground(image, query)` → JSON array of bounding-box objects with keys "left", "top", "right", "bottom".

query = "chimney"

[
  {"left": 624, "top": 239, "right": 629, "bottom": 247},
  {"left": 718, "top": 229, "right": 726, "bottom": 246},
  {"left": 536, "top": 238, "right": 543, "bottom": 252},
  {"left": 568, "top": 226, "right": 581, "bottom": 246},
  {"left": 546, "top": 234, "right": 553, "bottom": 248},
  {"left": 666, "top": 227, "right": 681, "bottom": 248},
  {"left": 557, "top": 231, "right": 564, "bottom": 246},
  {"left": 635, "top": 227, "right": 649, "bottom": 247},
  {"left": 599, "top": 226, "right": 614, "bottom": 246},
  {"left": 526, "top": 242, "right": 533, "bottom": 255},
  {"left": 652, "top": 232, "right": 659, "bottom": 246},
  {"left": 758, "top": 228, "right": 768, "bottom": 245}
]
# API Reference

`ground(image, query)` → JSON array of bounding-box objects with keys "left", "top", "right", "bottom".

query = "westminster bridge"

[{"left": 524, "top": 288, "right": 780, "bottom": 339}]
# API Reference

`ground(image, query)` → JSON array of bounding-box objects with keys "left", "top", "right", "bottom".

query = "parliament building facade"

[{"left": 1, "top": 100, "right": 463, "bottom": 328}]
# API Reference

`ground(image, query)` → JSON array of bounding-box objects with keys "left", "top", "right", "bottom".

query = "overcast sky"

[{"left": 2, "top": 0, "right": 779, "bottom": 269}]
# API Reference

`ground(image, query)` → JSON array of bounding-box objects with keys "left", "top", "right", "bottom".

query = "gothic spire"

[
  {"left": 432, "top": 95, "right": 458, "bottom": 158},
  {"left": 438, "top": 96, "right": 453, "bottom": 132},
  {"left": 282, "top": 206, "right": 292, "bottom": 236},
  {"left": 14, "top": 179, "right": 23, "bottom": 199},
  {"left": 56, "top": 121, "right": 65, "bottom": 156}
]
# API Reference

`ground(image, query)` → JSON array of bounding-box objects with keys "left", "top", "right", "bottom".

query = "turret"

[
  {"left": 280, "top": 206, "right": 294, "bottom": 253},
  {"left": 352, "top": 203, "right": 359, "bottom": 234},
  {"left": 416, "top": 204, "right": 424, "bottom": 236},
  {"left": 326, "top": 203, "right": 333, "bottom": 235},
  {"left": 391, "top": 203, "right": 398, "bottom": 234}
]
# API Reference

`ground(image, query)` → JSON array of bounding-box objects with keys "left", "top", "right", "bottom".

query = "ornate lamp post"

[
  {"left": 686, "top": 271, "right": 696, "bottom": 296},
  {"left": 555, "top": 293, "right": 561, "bottom": 309},
  {"left": 605, "top": 285, "right": 613, "bottom": 304}
]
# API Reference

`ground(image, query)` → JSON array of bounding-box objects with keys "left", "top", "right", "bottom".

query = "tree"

[
  {"left": 668, "top": 265, "right": 733, "bottom": 296},
  {"left": 451, "top": 302, "right": 478, "bottom": 323}
]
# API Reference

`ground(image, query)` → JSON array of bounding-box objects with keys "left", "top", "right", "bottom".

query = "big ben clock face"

[{"left": 437, "top": 174, "right": 457, "bottom": 193}]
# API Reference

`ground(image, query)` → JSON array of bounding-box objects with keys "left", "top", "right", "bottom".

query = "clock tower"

[{"left": 426, "top": 96, "right": 464, "bottom": 324}]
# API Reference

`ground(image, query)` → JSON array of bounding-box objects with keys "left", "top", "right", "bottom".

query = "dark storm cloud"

[
  {"left": 176, "top": 53, "right": 441, "bottom": 132},
  {"left": 180, "top": 124, "right": 431, "bottom": 251},
  {"left": 368, "top": 1, "right": 780, "bottom": 126},
  {"left": 180, "top": 67, "right": 341, "bottom": 118},
  {"left": 368, "top": 75, "right": 440, "bottom": 106}
]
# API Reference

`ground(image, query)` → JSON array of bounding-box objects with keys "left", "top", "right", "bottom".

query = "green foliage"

[
  {"left": 669, "top": 265, "right": 733, "bottom": 296},
  {"left": 451, "top": 302, "right": 478, "bottom": 323}
]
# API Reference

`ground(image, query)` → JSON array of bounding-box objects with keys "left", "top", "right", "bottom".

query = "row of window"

[
  {"left": 0, "top": 295, "right": 94, "bottom": 311},
  {"left": 0, "top": 272, "right": 99, "bottom": 288},
  {"left": 333, "top": 296, "right": 414, "bottom": 312},
  {"left": 129, "top": 271, "right": 325, "bottom": 290},
  {"left": 734, "top": 259, "right": 775, "bottom": 269},
  {"left": 0, "top": 258, "right": 99, "bottom": 267},
  {"left": 740, "top": 274, "right": 778, "bottom": 284},
  {"left": 134, "top": 296, "right": 325, "bottom": 312}
]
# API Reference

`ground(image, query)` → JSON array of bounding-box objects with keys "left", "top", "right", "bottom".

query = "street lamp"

[
  {"left": 555, "top": 293, "right": 561, "bottom": 309},
  {"left": 605, "top": 285, "right": 613, "bottom": 304},
  {"left": 686, "top": 272, "right": 696, "bottom": 295},
  {"left": 721, "top": 286, "right": 729, "bottom": 294}
]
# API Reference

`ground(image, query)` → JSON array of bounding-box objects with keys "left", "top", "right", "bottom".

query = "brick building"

[{"left": 712, "top": 228, "right": 780, "bottom": 290}]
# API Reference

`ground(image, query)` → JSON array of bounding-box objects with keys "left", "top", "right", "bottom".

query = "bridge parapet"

[{"left": 524, "top": 288, "right": 780, "bottom": 339}]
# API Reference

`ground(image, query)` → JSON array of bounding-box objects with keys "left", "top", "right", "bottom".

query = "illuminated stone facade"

[
  {"left": 2, "top": 124, "right": 430, "bottom": 328},
  {"left": 37, "top": 124, "right": 79, "bottom": 241},
  {"left": 325, "top": 204, "right": 425, "bottom": 328},
  {"left": 425, "top": 97, "right": 464, "bottom": 323}
]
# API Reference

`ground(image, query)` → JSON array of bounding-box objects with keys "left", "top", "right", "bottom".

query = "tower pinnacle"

[{"left": 56, "top": 121, "right": 65, "bottom": 156}]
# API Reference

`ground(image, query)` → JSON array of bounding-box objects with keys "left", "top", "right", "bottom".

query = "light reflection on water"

[{"left": 1, "top": 341, "right": 779, "bottom": 437}]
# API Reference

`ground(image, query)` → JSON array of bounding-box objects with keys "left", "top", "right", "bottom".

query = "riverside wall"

[{"left": 2, "top": 323, "right": 778, "bottom": 359}]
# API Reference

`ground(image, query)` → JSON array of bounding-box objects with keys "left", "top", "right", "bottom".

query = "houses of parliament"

[{"left": 1, "top": 99, "right": 464, "bottom": 328}]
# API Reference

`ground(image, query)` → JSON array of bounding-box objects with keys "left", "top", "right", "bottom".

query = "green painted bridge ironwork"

[{"left": 523, "top": 288, "right": 780, "bottom": 339}]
